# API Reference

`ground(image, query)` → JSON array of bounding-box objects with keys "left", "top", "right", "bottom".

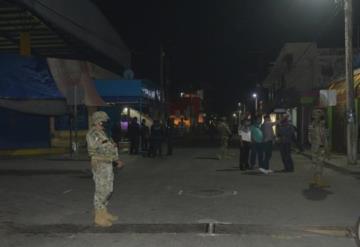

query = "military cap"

[
  {"left": 92, "top": 111, "right": 109, "bottom": 125},
  {"left": 312, "top": 108, "right": 324, "bottom": 119}
]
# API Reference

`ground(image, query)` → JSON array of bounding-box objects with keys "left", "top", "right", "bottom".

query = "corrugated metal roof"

[
  {"left": 0, "top": 0, "right": 130, "bottom": 72},
  {"left": 0, "top": 1, "right": 76, "bottom": 58}
]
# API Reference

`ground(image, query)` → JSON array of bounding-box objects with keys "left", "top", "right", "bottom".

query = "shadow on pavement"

[
  {"left": 241, "top": 170, "right": 265, "bottom": 176},
  {"left": 216, "top": 168, "right": 242, "bottom": 172},
  {"left": 194, "top": 156, "right": 219, "bottom": 160},
  {"left": 302, "top": 185, "right": 334, "bottom": 201}
]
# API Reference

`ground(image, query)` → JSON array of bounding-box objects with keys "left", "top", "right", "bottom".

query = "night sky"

[{"left": 95, "top": 0, "right": 360, "bottom": 114}]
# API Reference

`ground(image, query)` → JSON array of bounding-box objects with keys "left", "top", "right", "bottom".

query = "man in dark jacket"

[
  {"left": 149, "top": 120, "right": 164, "bottom": 157},
  {"left": 165, "top": 118, "right": 174, "bottom": 155},
  {"left": 128, "top": 117, "right": 140, "bottom": 155},
  {"left": 277, "top": 115, "right": 295, "bottom": 172},
  {"left": 140, "top": 119, "right": 150, "bottom": 151},
  {"left": 217, "top": 117, "right": 232, "bottom": 160}
]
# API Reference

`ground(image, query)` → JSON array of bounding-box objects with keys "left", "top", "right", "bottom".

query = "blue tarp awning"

[
  {"left": 94, "top": 79, "right": 161, "bottom": 103},
  {"left": 0, "top": 54, "right": 64, "bottom": 100}
]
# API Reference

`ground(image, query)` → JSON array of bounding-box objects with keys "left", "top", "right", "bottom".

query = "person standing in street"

[
  {"left": 86, "top": 111, "right": 124, "bottom": 227},
  {"left": 217, "top": 117, "right": 232, "bottom": 160},
  {"left": 140, "top": 119, "right": 150, "bottom": 152},
  {"left": 178, "top": 118, "right": 186, "bottom": 137},
  {"left": 238, "top": 119, "right": 251, "bottom": 170},
  {"left": 149, "top": 120, "right": 164, "bottom": 157},
  {"left": 261, "top": 115, "right": 276, "bottom": 173},
  {"left": 128, "top": 117, "right": 140, "bottom": 155},
  {"left": 308, "top": 109, "right": 329, "bottom": 187},
  {"left": 277, "top": 115, "right": 295, "bottom": 172},
  {"left": 250, "top": 116, "right": 266, "bottom": 173},
  {"left": 165, "top": 118, "right": 174, "bottom": 155}
]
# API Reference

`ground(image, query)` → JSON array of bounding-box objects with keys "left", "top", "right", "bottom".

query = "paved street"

[{"left": 1, "top": 148, "right": 359, "bottom": 246}]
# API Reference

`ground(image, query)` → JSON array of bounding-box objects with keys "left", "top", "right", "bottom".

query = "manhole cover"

[{"left": 194, "top": 157, "right": 219, "bottom": 160}]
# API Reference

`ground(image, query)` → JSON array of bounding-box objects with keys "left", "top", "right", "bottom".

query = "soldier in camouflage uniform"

[
  {"left": 308, "top": 108, "right": 329, "bottom": 188},
  {"left": 217, "top": 117, "right": 232, "bottom": 160},
  {"left": 86, "top": 111, "right": 124, "bottom": 227}
]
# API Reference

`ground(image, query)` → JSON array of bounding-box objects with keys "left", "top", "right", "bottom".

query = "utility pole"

[
  {"left": 255, "top": 97, "right": 258, "bottom": 113},
  {"left": 160, "top": 44, "right": 166, "bottom": 121},
  {"left": 344, "top": 0, "right": 357, "bottom": 164}
]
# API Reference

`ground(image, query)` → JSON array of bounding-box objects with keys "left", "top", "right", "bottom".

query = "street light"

[
  {"left": 252, "top": 93, "right": 258, "bottom": 113},
  {"left": 237, "top": 102, "right": 242, "bottom": 125}
]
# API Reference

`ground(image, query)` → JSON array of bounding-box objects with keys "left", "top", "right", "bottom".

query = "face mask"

[{"left": 101, "top": 120, "right": 112, "bottom": 136}]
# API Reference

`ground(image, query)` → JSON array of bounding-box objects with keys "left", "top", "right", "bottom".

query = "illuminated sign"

[
  {"left": 142, "top": 88, "right": 162, "bottom": 101},
  {"left": 142, "top": 88, "right": 156, "bottom": 99}
]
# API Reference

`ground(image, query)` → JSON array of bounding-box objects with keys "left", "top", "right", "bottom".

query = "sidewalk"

[
  {"left": 0, "top": 148, "right": 359, "bottom": 228},
  {"left": 302, "top": 150, "right": 360, "bottom": 175},
  {"left": 0, "top": 147, "right": 67, "bottom": 157},
  {"left": 1, "top": 148, "right": 358, "bottom": 247}
]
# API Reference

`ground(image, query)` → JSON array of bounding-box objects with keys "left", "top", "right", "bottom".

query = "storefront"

[
  {"left": 169, "top": 92, "right": 204, "bottom": 129},
  {"left": 327, "top": 69, "right": 360, "bottom": 153},
  {"left": 94, "top": 79, "right": 162, "bottom": 136}
]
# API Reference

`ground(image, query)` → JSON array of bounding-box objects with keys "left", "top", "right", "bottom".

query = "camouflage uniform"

[
  {"left": 217, "top": 117, "right": 232, "bottom": 159},
  {"left": 308, "top": 109, "right": 328, "bottom": 187},
  {"left": 86, "top": 111, "right": 119, "bottom": 226}
]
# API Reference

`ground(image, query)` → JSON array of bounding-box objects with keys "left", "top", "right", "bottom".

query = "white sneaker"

[{"left": 258, "top": 168, "right": 268, "bottom": 174}]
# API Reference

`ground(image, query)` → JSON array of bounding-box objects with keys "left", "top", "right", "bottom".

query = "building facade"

[{"left": 263, "top": 42, "right": 359, "bottom": 148}]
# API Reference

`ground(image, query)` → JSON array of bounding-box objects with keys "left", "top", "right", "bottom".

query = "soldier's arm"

[{"left": 93, "top": 131, "right": 119, "bottom": 160}]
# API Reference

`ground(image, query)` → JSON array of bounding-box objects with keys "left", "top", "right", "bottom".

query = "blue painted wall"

[
  {"left": 0, "top": 107, "right": 50, "bottom": 149},
  {"left": 55, "top": 107, "right": 88, "bottom": 130},
  {"left": 0, "top": 54, "right": 63, "bottom": 99}
]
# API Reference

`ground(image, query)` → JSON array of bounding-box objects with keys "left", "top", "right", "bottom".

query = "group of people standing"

[
  {"left": 127, "top": 117, "right": 174, "bottom": 157},
  {"left": 238, "top": 114, "right": 296, "bottom": 174}
]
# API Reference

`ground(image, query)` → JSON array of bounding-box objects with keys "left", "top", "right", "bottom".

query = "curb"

[
  {"left": 4, "top": 222, "right": 353, "bottom": 238},
  {"left": 301, "top": 152, "right": 356, "bottom": 176},
  {"left": 0, "top": 148, "right": 67, "bottom": 157}
]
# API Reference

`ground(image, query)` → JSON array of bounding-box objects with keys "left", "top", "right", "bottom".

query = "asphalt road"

[{"left": 1, "top": 148, "right": 359, "bottom": 246}]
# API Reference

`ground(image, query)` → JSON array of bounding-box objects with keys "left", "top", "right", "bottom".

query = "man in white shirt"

[{"left": 239, "top": 119, "right": 251, "bottom": 170}]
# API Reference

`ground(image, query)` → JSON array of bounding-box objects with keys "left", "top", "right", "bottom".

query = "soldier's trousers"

[
  {"left": 311, "top": 144, "right": 325, "bottom": 176},
  {"left": 219, "top": 137, "right": 229, "bottom": 158},
  {"left": 91, "top": 160, "right": 114, "bottom": 210}
]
